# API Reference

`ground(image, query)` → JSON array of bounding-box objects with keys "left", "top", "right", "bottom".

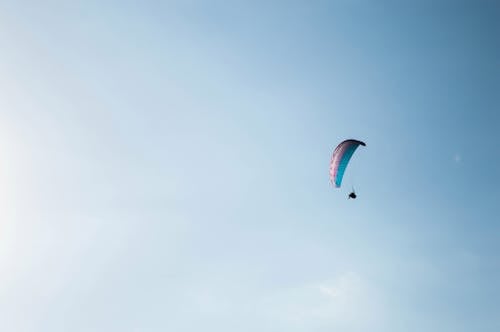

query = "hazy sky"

[{"left": 0, "top": 1, "right": 499, "bottom": 331}]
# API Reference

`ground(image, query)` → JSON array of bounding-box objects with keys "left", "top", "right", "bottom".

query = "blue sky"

[{"left": 0, "top": 1, "right": 499, "bottom": 331}]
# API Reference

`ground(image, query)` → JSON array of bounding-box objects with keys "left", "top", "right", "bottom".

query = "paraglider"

[{"left": 329, "top": 139, "right": 366, "bottom": 198}]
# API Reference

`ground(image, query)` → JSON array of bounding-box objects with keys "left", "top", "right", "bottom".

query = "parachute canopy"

[{"left": 329, "top": 139, "right": 366, "bottom": 187}]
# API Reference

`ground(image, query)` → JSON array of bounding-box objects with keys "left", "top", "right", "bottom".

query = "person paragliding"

[{"left": 329, "top": 139, "right": 366, "bottom": 199}]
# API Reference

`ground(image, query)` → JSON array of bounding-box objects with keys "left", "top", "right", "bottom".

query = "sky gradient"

[{"left": 0, "top": 1, "right": 499, "bottom": 331}]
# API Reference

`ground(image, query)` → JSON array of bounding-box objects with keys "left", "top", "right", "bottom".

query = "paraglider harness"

[{"left": 348, "top": 187, "right": 357, "bottom": 199}]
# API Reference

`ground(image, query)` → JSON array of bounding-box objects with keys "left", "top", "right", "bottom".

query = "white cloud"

[
  {"left": 259, "top": 271, "right": 386, "bottom": 331},
  {"left": 317, "top": 271, "right": 362, "bottom": 299}
]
